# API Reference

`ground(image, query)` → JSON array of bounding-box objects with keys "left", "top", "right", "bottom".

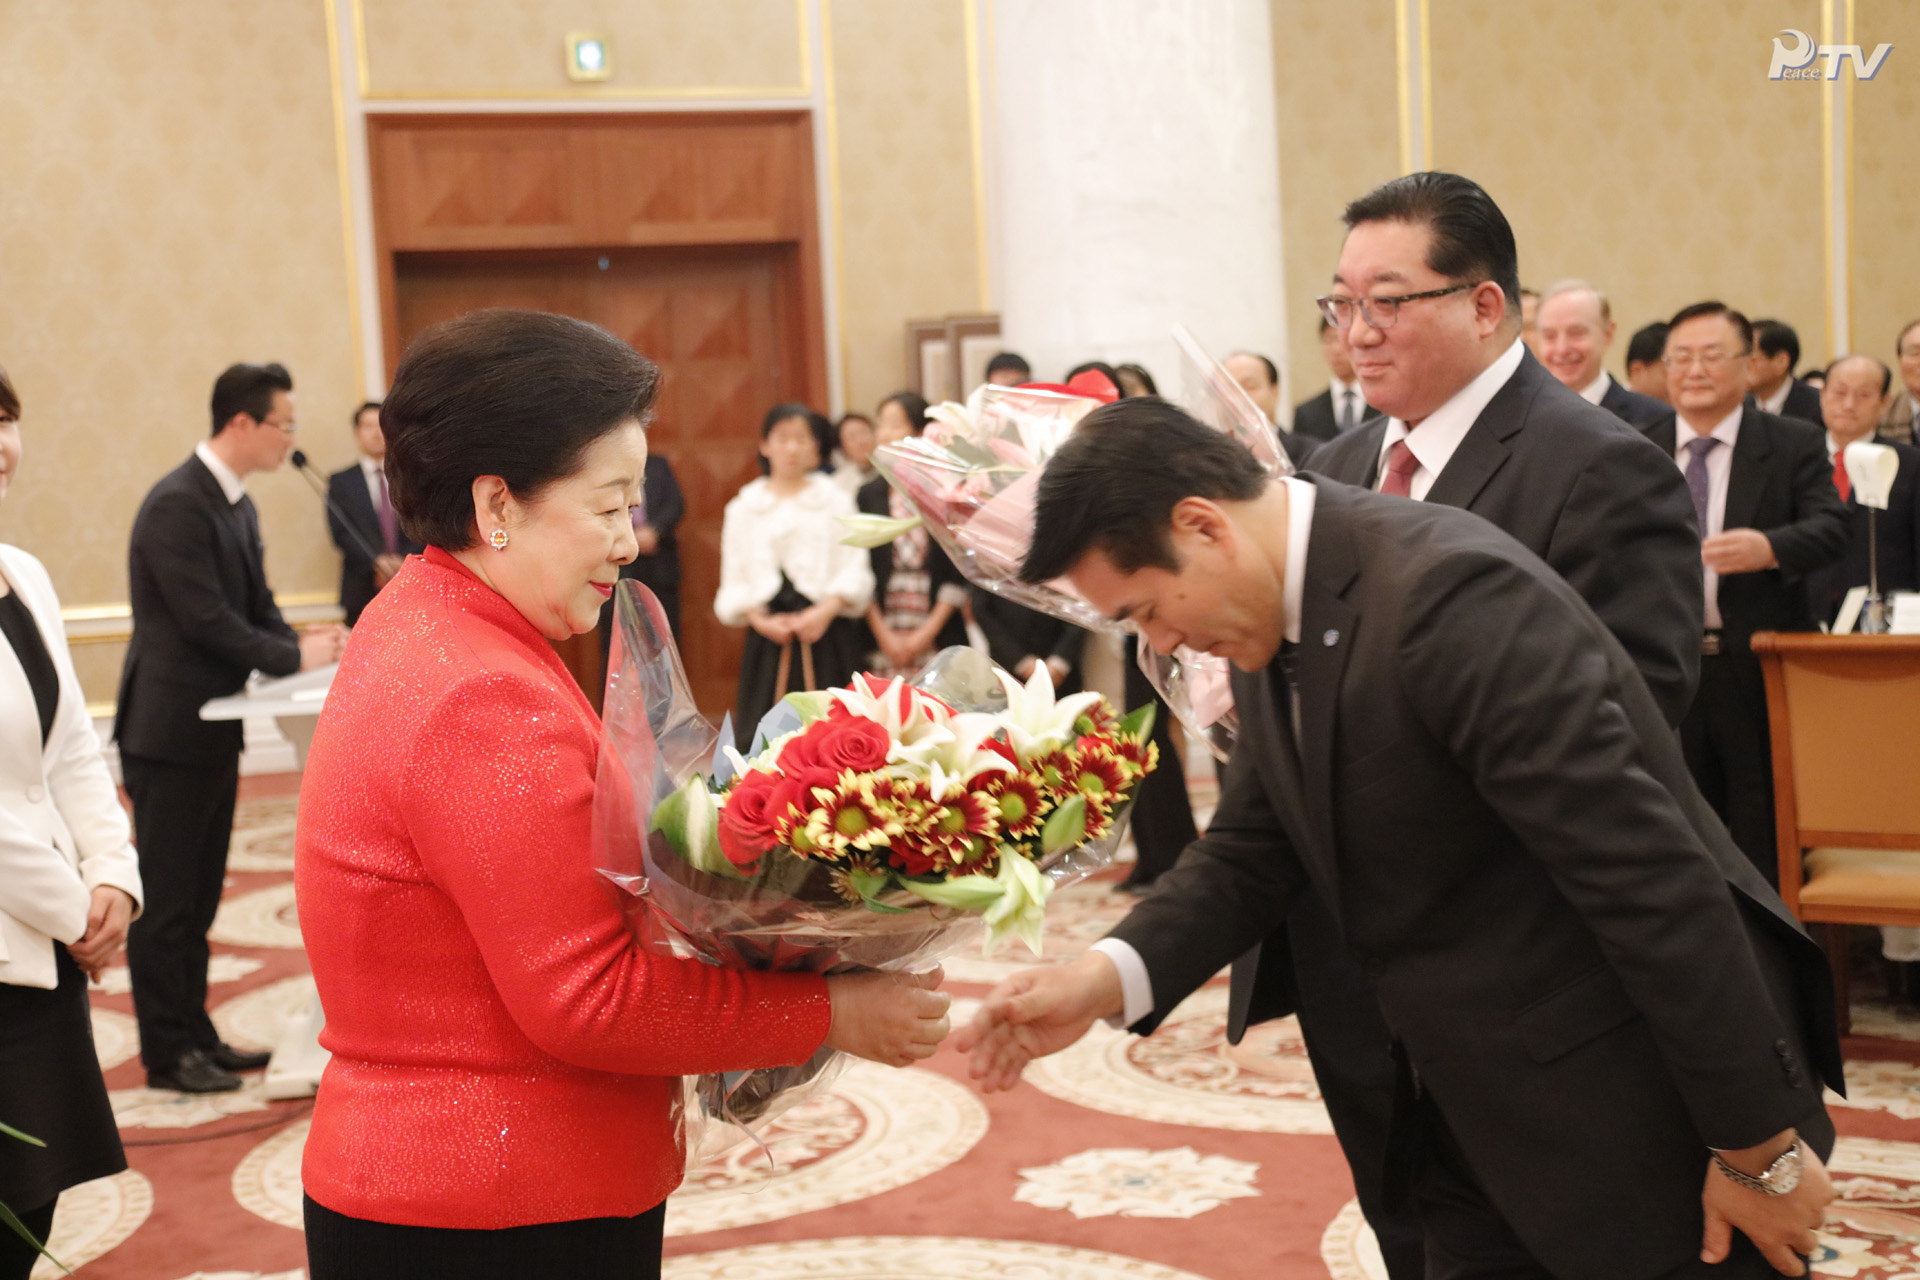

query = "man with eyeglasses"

[
  {"left": 117, "top": 362, "right": 346, "bottom": 1094},
  {"left": 1643, "top": 303, "right": 1847, "bottom": 888},
  {"left": 1272, "top": 171, "right": 1704, "bottom": 1279}
]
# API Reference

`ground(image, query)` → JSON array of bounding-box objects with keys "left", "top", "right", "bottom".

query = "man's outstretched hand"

[{"left": 954, "top": 951, "right": 1126, "bottom": 1092}]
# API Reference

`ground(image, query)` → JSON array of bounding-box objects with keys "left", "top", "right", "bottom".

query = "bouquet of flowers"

[
  {"left": 592, "top": 584, "right": 1156, "bottom": 1154},
  {"left": 841, "top": 325, "right": 1289, "bottom": 758}
]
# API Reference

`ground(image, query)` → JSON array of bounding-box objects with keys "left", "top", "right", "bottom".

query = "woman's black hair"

[{"left": 383, "top": 309, "right": 657, "bottom": 550}]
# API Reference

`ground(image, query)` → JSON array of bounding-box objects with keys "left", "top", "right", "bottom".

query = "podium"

[{"left": 200, "top": 665, "right": 337, "bottom": 1098}]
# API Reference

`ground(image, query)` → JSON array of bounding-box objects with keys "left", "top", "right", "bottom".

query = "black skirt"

[
  {"left": 0, "top": 950, "right": 127, "bottom": 1212},
  {"left": 305, "top": 1195, "right": 665, "bottom": 1280},
  {"left": 732, "top": 577, "right": 863, "bottom": 752}
]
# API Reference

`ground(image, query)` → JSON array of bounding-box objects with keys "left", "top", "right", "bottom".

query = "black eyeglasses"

[{"left": 1316, "top": 283, "right": 1476, "bottom": 331}]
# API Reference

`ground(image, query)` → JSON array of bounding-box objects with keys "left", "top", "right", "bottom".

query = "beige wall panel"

[
  {"left": 830, "top": 0, "right": 982, "bottom": 413},
  {"left": 360, "top": 0, "right": 806, "bottom": 97},
  {"left": 0, "top": 0, "right": 358, "bottom": 703},
  {"left": 1429, "top": 0, "right": 1826, "bottom": 368},
  {"left": 1270, "top": 0, "right": 1400, "bottom": 400},
  {"left": 1852, "top": 0, "right": 1920, "bottom": 371}
]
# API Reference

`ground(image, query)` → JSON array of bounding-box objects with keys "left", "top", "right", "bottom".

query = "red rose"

[
  {"left": 767, "top": 765, "right": 840, "bottom": 837},
  {"left": 777, "top": 720, "right": 835, "bottom": 771},
  {"left": 717, "top": 770, "right": 782, "bottom": 869},
  {"left": 809, "top": 715, "right": 891, "bottom": 773}
]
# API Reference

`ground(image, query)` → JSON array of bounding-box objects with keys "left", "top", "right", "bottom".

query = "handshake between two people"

[{"left": 822, "top": 950, "right": 1123, "bottom": 1082}]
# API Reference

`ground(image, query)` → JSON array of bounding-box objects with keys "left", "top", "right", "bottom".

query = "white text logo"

[{"left": 1769, "top": 29, "right": 1893, "bottom": 80}]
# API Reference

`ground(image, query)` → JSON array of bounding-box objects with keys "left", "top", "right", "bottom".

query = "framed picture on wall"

[{"left": 905, "top": 313, "right": 1001, "bottom": 403}]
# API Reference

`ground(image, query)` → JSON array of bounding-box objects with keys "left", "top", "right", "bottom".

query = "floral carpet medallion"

[
  {"left": 663, "top": 1235, "right": 1217, "bottom": 1279},
  {"left": 1833, "top": 1059, "right": 1920, "bottom": 1121},
  {"left": 1014, "top": 1146, "right": 1260, "bottom": 1219},
  {"left": 227, "top": 796, "right": 300, "bottom": 872},
  {"left": 29, "top": 1170, "right": 153, "bottom": 1280},
  {"left": 209, "top": 882, "right": 303, "bottom": 949},
  {"left": 111, "top": 1080, "right": 274, "bottom": 1129},
  {"left": 665, "top": 1062, "right": 989, "bottom": 1236},
  {"left": 91, "top": 1006, "right": 140, "bottom": 1071},
  {"left": 1023, "top": 986, "right": 1333, "bottom": 1134},
  {"left": 231, "top": 1118, "right": 309, "bottom": 1229},
  {"left": 92, "top": 953, "right": 264, "bottom": 996},
  {"left": 1319, "top": 1200, "right": 1389, "bottom": 1280},
  {"left": 212, "top": 973, "right": 318, "bottom": 1053},
  {"left": 942, "top": 881, "right": 1136, "bottom": 985}
]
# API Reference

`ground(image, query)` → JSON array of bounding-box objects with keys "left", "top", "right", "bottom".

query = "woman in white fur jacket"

[{"left": 0, "top": 363, "right": 143, "bottom": 1280}]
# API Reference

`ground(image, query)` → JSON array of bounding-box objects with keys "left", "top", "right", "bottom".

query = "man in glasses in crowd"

[{"left": 1275, "top": 171, "right": 1705, "bottom": 1277}]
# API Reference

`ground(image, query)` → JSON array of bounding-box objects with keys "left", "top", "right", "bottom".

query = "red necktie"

[
  {"left": 1380, "top": 440, "right": 1420, "bottom": 498},
  {"left": 1833, "top": 457, "right": 1851, "bottom": 503}
]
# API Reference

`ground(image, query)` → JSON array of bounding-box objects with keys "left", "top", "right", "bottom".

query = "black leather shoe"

[
  {"left": 148, "top": 1049, "right": 243, "bottom": 1094},
  {"left": 207, "top": 1042, "right": 273, "bottom": 1072}
]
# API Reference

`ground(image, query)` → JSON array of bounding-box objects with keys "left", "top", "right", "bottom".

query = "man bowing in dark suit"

[
  {"left": 117, "top": 363, "right": 345, "bottom": 1094},
  {"left": 1807, "top": 354, "right": 1920, "bottom": 625},
  {"left": 1536, "top": 278, "right": 1670, "bottom": 427},
  {"left": 1644, "top": 303, "right": 1847, "bottom": 885},
  {"left": 326, "top": 400, "right": 423, "bottom": 626},
  {"left": 959, "top": 404, "right": 1840, "bottom": 1280},
  {"left": 1293, "top": 171, "right": 1705, "bottom": 1277}
]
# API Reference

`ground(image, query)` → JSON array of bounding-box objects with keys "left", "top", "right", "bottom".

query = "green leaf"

[
  {"left": 0, "top": 1122, "right": 45, "bottom": 1148},
  {"left": 847, "top": 866, "right": 913, "bottom": 914},
  {"left": 651, "top": 777, "right": 747, "bottom": 881},
  {"left": 781, "top": 691, "right": 836, "bottom": 724},
  {"left": 0, "top": 1197, "right": 67, "bottom": 1273},
  {"left": 1116, "top": 702, "right": 1157, "bottom": 741},
  {"left": 838, "top": 513, "right": 924, "bottom": 548},
  {"left": 900, "top": 874, "right": 1004, "bottom": 912},
  {"left": 1040, "top": 793, "right": 1087, "bottom": 857}
]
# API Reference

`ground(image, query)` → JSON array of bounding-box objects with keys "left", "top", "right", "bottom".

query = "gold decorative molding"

[
  {"left": 821, "top": 0, "right": 851, "bottom": 407},
  {"left": 964, "top": 0, "right": 991, "bottom": 312},
  {"left": 1394, "top": 0, "right": 1432, "bottom": 173},
  {"left": 325, "top": 0, "right": 368, "bottom": 402},
  {"left": 351, "top": 0, "right": 812, "bottom": 101}
]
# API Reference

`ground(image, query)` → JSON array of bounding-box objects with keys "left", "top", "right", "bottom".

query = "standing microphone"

[{"left": 290, "top": 449, "right": 384, "bottom": 563}]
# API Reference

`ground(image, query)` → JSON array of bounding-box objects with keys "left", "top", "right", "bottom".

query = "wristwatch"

[{"left": 1712, "top": 1140, "right": 1804, "bottom": 1196}]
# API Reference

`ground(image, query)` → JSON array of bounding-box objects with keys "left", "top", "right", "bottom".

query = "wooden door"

[{"left": 391, "top": 246, "right": 791, "bottom": 716}]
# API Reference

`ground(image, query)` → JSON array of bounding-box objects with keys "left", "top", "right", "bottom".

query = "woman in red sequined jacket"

[{"left": 294, "top": 310, "right": 949, "bottom": 1280}]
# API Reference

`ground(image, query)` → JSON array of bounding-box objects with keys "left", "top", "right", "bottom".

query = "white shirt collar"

[
  {"left": 194, "top": 440, "right": 247, "bottom": 505},
  {"left": 1280, "top": 475, "right": 1315, "bottom": 647},
  {"left": 1676, "top": 403, "right": 1744, "bottom": 456},
  {"left": 1576, "top": 369, "right": 1612, "bottom": 406},
  {"left": 1379, "top": 339, "right": 1526, "bottom": 491},
  {"left": 1757, "top": 380, "right": 1791, "bottom": 416},
  {"left": 1329, "top": 376, "right": 1361, "bottom": 401}
]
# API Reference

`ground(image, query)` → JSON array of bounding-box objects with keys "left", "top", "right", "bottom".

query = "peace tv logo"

[{"left": 1768, "top": 29, "right": 1893, "bottom": 81}]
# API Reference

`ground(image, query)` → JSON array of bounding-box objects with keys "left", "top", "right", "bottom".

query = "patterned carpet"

[{"left": 39, "top": 773, "right": 1920, "bottom": 1278}]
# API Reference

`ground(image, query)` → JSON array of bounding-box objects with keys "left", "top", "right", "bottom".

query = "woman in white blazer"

[
  {"left": 0, "top": 365, "right": 143, "bottom": 1280},
  {"left": 715, "top": 403, "right": 874, "bottom": 751}
]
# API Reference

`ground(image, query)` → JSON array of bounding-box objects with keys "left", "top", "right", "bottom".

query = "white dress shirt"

[
  {"left": 1330, "top": 377, "right": 1365, "bottom": 432},
  {"left": 714, "top": 474, "right": 875, "bottom": 624},
  {"left": 1757, "top": 380, "right": 1792, "bottom": 417},
  {"left": 1090, "top": 476, "right": 1318, "bottom": 1030},
  {"left": 1672, "top": 406, "right": 1743, "bottom": 630},
  {"left": 1576, "top": 370, "right": 1613, "bottom": 407},
  {"left": 1374, "top": 339, "right": 1527, "bottom": 501},
  {"left": 194, "top": 440, "right": 246, "bottom": 505},
  {"left": 359, "top": 455, "right": 384, "bottom": 498}
]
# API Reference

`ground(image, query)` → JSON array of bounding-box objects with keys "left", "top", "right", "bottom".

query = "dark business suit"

[
  {"left": 1291, "top": 385, "right": 1379, "bottom": 444},
  {"left": 1644, "top": 407, "right": 1849, "bottom": 882},
  {"left": 1114, "top": 479, "right": 1837, "bottom": 1280},
  {"left": 1778, "top": 378, "right": 1826, "bottom": 428},
  {"left": 1807, "top": 437, "right": 1920, "bottom": 625},
  {"left": 613, "top": 454, "right": 685, "bottom": 643},
  {"left": 1599, "top": 374, "right": 1671, "bottom": 429},
  {"left": 1290, "top": 347, "right": 1703, "bottom": 1277},
  {"left": 972, "top": 589, "right": 1087, "bottom": 695},
  {"left": 325, "top": 461, "right": 423, "bottom": 626},
  {"left": 116, "top": 453, "right": 300, "bottom": 1073}
]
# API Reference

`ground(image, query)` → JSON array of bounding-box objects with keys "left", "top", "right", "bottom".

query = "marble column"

[{"left": 987, "top": 0, "right": 1289, "bottom": 404}]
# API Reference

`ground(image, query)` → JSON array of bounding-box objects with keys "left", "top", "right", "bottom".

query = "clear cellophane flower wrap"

[
  {"left": 592, "top": 586, "right": 1155, "bottom": 1165},
  {"left": 844, "top": 325, "right": 1291, "bottom": 759}
]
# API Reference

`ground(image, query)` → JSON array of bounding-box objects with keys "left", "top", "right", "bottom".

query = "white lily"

[{"left": 996, "top": 663, "right": 1103, "bottom": 761}]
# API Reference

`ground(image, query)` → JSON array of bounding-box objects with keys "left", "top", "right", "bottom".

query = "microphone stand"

[
  {"left": 1862, "top": 505, "right": 1890, "bottom": 634},
  {"left": 290, "top": 449, "right": 385, "bottom": 565}
]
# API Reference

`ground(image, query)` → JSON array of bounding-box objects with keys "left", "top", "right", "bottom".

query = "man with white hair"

[
  {"left": 1537, "top": 280, "right": 1669, "bottom": 428},
  {"left": 1806, "top": 354, "right": 1920, "bottom": 626}
]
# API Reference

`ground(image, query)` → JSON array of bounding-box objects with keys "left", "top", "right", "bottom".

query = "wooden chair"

[{"left": 1752, "top": 632, "right": 1920, "bottom": 1034}]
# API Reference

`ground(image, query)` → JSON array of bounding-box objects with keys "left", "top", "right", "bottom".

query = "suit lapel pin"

[{"left": 1323, "top": 629, "right": 1339, "bottom": 647}]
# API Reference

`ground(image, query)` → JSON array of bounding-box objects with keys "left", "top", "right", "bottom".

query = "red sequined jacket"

[{"left": 295, "top": 547, "right": 830, "bottom": 1228}]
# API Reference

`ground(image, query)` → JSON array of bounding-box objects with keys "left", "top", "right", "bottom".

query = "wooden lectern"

[{"left": 1753, "top": 632, "right": 1920, "bottom": 1034}]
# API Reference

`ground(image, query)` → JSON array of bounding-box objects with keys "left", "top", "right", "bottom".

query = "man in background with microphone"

[
  {"left": 324, "top": 400, "right": 422, "bottom": 626},
  {"left": 116, "top": 361, "right": 346, "bottom": 1094}
]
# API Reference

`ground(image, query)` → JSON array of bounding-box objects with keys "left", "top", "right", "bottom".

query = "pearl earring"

[{"left": 489, "top": 529, "right": 509, "bottom": 550}]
